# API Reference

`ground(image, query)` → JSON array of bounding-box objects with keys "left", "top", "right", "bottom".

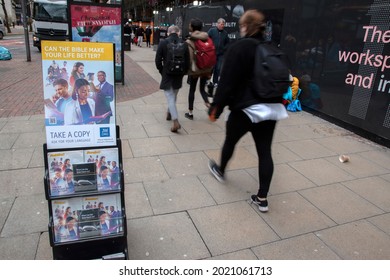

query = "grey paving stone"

[
  {"left": 132, "top": 103, "right": 166, "bottom": 114},
  {"left": 170, "top": 133, "right": 220, "bottom": 152},
  {"left": 316, "top": 220, "right": 390, "bottom": 259},
  {"left": 307, "top": 122, "right": 352, "bottom": 137},
  {"left": 189, "top": 201, "right": 280, "bottom": 256},
  {"left": 207, "top": 249, "right": 258, "bottom": 260},
  {"left": 127, "top": 212, "right": 210, "bottom": 260},
  {"left": 123, "top": 156, "right": 169, "bottom": 183},
  {"left": 144, "top": 176, "right": 215, "bottom": 214},
  {"left": 120, "top": 112, "right": 158, "bottom": 126},
  {"left": 270, "top": 143, "right": 302, "bottom": 164},
  {"left": 281, "top": 139, "right": 337, "bottom": 159},
  {"left": 315, "top": 135, "right": 378, "bottom": 154},
  {"left": 144, "top": 122, "right": 189, "bottom": 137},
  {"left": 1, "top": 194, "right": 48, "bottom": 237},
  {"left": 119, "top": 124, "right": 148, "bottom": 139},
  {"left": 252, "top": 233, "right": 340, "bottom": 260},
  {"left": 142, "top": 93, "right": 167, "bottom": 105},
  {"left": 0, "top": 120, "right": 6, "bottom": 131},
  {"left": 28, "top": 147, "right": 45, "bottom": 168},
  {"left": 0, "top": 148, "right": 35, "bottom": 170},
  {"left": 238, "top": 133, "right": 256, "bottom": 147},
  {"left": 325, "top": 154, "right": 389, "bottom": 178},
  {"left": 116, "top": 105, "right": 136, "bottom": 119},
  {"left": 289, "top": 158, "right": 355, "bottom": 186},
  {"left": 0, "top": 167, "right": 45, "bottom": 197},
  {"left": 300, "top": 183, "right": 384, "bottom": 224},
  {"left": 205, "top": 147, "right": 258, "bottom": 171},
  {"left": 272, "top": 128, "right": 297, "bottom": 143},
  {"left": 358, "top": 149, "right": 390, "bottom": 170},
  {"left": 258, "top": 192, "right": 336, "bottom": 239},
  {"left": 248, "top": 164, "right": 316, "bottom": 195},
  {"left": 120, "top": 139, "right": 134, "bottom": 159},
  {"left": 203, "top": 131, "right": 225, "bottom": 147},
  {"left": 199, "top": 170, "right": 258, "bottom": 204},
  {"left": 381, "top": 173, "right": 390, "bottom": 182},
  {"left": 368, "top": 213, "right": 390, "bottom": 235},
  {"left": 180, "top": 120, "right": 223, "bottom": 134},
  {"left": 279, "top": 124, "right": 326, "bottom": 140},
  {"left": 0, "top": 133, "right": 19, "bottom": 150},
  {"left": 35, "top": 232, "right": 53, "bottom": 260},
  {"left": 0, "top": 196, "right": 14, "bottom": 233},
  {"left": 129, "top": 137, "right": 178, "bottom": 157},
  {"left": 12, "top": 132, "right": 46, "bottom": 149},
  {"left": 4, "top": 115, "right": 31, "bottom": 121},
  {"left": 0, "top": 233, "right": 40, "bottom": 260},
  {"left": 192, "top": 103, "right": 213, "bottom": 113},
  {"left": 124, "top": 182, "right": 153, "bottom": 219},
  {"left": 0, "top": 120, "right": 44, "bottom": 134},
  {"left": 342, "top": 177, "right": 390, "bottom": 212},
  {"left": 28, "top": 114, "right": 45, "bottom": 121},
  {"left": 159, "top": 151, "right": 210, "bottom": 178}
]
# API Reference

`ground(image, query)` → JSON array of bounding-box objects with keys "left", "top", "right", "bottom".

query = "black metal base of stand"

[{"left": 52, "top": 236, "right": 128, "bottom": 260}]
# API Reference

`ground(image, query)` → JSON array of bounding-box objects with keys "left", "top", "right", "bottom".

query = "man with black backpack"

[
  {"left": 155, "top": 25, "right": 190, "bottom": 132},
  {"left": 208, "top": 10, "right": 289, "bottom": 213}
]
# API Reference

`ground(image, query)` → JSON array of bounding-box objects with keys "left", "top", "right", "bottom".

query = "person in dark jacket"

[
  {"left": 145, "top": 25, "right": 152, "bottom": 47},
  {"left": 185, "top": 18, "right": 212, "bottom": 120},
  {"left": 208, "top": 18, "right": 230, "bottom": 87},
  {"left": 136, "top": 25, "right": 145, "bottom": 47},
  {"left": 208, "top": 10, "right": 288, "bottom": 213},
  {"left": 155, "top": 25, "right": 190, "bottom": 132}
]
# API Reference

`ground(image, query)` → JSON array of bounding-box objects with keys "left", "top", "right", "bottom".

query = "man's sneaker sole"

[
  {"left": 208, "top": 160, "right": 225, "bottom": 183},
  {"left": 250, "top": 195, "right": 269, "bottom": 212}
]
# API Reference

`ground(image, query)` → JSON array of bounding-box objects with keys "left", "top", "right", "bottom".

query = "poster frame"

[{"left": 67, "top": 0, "right": 124, "bottom": 84}]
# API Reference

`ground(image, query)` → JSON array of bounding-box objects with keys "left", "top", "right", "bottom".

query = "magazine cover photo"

[
  {"left": 52, "top": 197, "right": 83, "bottom": 243},
  {"left": 48, "top": 150, "right": 85, "bottom": 197},
  {"left": 84, "top": 147, "right": 121, "bottom": 191},
  {"left": 47, "top": 147, "right": 120, "bottom": 197},
  {"left": 52, "top": 193, "right": 122, "bottom": 243},
  {"left": 81, "top": 193, "right": 123, "bottom": 238}
]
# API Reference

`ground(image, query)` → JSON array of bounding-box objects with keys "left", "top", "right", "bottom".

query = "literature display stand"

[
  {"left": 43, "top": 137, "right": 128, "bottom": 260},
  {"left": 41, "top": 39, "right": 125, "bottom": 259}
]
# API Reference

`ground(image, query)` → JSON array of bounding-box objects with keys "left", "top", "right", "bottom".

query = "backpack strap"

[{"left": 188, "top": 43, "right": 198, "bottom": 55}]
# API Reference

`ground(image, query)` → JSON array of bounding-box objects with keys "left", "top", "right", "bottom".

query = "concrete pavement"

[{"left": 0, "top": 29, "right": 390, "bottom": 260}]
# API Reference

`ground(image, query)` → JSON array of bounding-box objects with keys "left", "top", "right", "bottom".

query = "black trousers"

[
  {"left": 188, "top": 76, "right": 209, "bottom": 111},
  {"left": 220, "top": 110, "right": 276, "bottom": 198}
]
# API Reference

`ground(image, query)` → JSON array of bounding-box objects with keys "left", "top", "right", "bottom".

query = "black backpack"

[
  {"left": 252, "top": 41, "right": 290, "bottom": 99},
  {"left": 165, "top": 38, "right": 187, "bottom": 75}
]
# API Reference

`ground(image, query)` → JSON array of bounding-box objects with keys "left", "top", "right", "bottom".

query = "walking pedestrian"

[
  {"left": 185, "top": 18, "right": 213, "bottom": 120},
  {"left": 145, "top": 25, "right": 152, "bottom": 47},
  {"left": 207, "top": 18, "right": 230, "bottom": 87},
  {"left": 136, "top": 25, "right": 145, "bottom": 47},
  {"left": 155, "top": 25, "right": 190, "bottom": 132},
  {"left": 208, "top": 10, "right": 288, "bottom": 213}
]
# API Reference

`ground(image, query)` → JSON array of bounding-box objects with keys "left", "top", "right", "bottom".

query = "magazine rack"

[{"left": 43, "top": 137, "right": 128, "bottom": 260}]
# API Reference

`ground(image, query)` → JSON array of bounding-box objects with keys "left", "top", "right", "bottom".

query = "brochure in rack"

[
  {"left": 52, "top": 193, "right": 122, "bottom": 243},
  {"left": 47, "top": 148, "right": 120, "bottom": 197}
]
